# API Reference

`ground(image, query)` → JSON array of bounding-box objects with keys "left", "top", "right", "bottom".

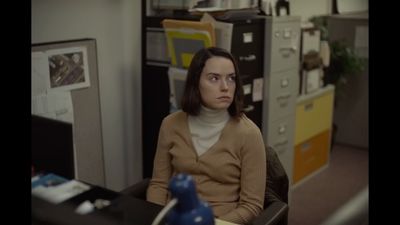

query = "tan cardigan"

[{"left": 146, "top": 111, "right": 266, "bottom": 224}]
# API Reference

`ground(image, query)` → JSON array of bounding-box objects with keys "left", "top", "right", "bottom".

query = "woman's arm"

[
  {"left": 146, "top": 117, "right": 173, "bottom": 205},
  {"left": 219, "top": 126, "right": 266, "bottom": 224}
]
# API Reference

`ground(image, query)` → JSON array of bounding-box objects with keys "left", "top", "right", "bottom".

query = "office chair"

[{"left": 121, "top": 146, "right": 289, "bottom": 225}]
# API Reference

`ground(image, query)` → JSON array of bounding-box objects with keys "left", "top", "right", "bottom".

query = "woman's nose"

[{"left": 220, "top": 80, "right": 228, "bottom": 91}]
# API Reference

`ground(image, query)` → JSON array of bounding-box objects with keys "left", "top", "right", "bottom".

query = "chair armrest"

[
  {"left": 250, "top": 201, "right": 288, "bottom": 225},
  {"left": 120, "top": 178, "right": 150, "bottom": 200}
]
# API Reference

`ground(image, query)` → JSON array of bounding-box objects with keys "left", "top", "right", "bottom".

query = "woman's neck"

[{"left": 197, "top": 105, "right": 229, "bottom": 124}]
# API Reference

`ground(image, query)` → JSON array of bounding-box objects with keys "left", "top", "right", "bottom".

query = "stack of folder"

[
  {"left": 162, "top": 18, "right": 216, "bottom": 111},
  {"left": 162, "top": 19, "right": 216, "bottom": 68}
]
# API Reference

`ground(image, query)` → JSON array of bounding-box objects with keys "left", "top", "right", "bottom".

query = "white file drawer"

[
  {"left": 266, "top": 116, "right": 295, "bottom": 182},
  {"left": 265, "top": 17, "right": 301, "bottom": 73},
  {"left": 265, "top": 69, "right": 299, "bottom": 122}
]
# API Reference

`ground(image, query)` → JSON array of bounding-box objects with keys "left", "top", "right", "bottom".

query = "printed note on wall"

[{"left": 252, "top": 78, "right": 264, "bottom": 102}]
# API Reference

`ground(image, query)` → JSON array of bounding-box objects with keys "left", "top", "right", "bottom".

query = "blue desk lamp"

[{"left": 151, "top": 173, "right": 215, "bottom": 225}]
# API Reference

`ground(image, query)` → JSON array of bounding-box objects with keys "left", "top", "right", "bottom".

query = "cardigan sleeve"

[
  {"left": 146, "top": 117, "right": 173, "bottom": 206},
  {"left": 218, "top": 124, "right": 266, "bottom": 224}
]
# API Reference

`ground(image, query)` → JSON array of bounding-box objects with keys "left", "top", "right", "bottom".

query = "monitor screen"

[{"left": 32, "top": 115, "right": 75, "bottom": 179}]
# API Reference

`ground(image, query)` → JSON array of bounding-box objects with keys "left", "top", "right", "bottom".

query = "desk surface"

[
  {"left": 32, "top": 183, "right": 239, "bottom": 225},
  {"left": 99, "top": 195, "right": 239, "bottom": 225},
  {"left": 98, "top": 194, "right": 162, "bottom": 225}
]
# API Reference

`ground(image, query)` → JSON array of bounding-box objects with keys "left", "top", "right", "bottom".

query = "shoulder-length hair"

[{"left": 181, "top": 47, "right": 244, "bottom": 117}]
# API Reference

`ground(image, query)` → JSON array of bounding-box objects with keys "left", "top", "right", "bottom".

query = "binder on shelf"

[{"left": 162, "top": 19, "right": 216, "bottom": 68}]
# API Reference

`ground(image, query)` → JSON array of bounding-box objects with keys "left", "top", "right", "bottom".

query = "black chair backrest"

[{"left": 264, "top": 146, "right": 289, "bottom": 208}]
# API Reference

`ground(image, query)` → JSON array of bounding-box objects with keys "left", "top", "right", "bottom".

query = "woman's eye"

[
  {"left": 210, "top": 76, "right": 218, "bottom": 81},
  {"left": 228, "top": 76, "right": 236, "bottom": 81}
]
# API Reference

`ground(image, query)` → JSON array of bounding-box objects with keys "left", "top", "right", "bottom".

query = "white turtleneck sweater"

[{"left": 188, "top": 105, "right": 230, "bottom": 156}]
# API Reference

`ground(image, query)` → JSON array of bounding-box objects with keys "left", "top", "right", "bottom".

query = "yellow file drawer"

[
  {"left": 293, "top": 129, "right": 331, "bottom": 184},
  {"left": 294, "top": 86, "right": 334, "bottom": 145}
]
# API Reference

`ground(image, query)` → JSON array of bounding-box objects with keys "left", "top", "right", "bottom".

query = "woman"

[{"left": 147, "top": 47, "right": 266, "bottom": 224}]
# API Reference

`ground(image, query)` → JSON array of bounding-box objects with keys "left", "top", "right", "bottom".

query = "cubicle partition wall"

[{"left": 32, "top": 39, "right": 105, "bottom": 186}]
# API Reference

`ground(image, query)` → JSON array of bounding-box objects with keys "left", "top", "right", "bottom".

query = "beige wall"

[{"left": 290, "top": 0, "right": 332, "bottom": 21}]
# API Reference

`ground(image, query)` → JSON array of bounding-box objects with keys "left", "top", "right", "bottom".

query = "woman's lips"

[{"left": 217, "top": 96, "right": 231, "bottom": 101}]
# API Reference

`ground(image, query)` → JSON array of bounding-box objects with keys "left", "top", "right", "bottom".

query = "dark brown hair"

[{"left": 181, "top": 47, "right": 244, "bottom": 117}]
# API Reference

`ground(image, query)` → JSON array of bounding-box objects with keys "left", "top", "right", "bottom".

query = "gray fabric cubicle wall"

[{"left": 32, "top": 39, "right": 105, "bottom": 186}]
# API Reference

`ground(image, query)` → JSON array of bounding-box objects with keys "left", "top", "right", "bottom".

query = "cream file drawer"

[
  {"left": 266, "top": 116, "right": 295, "bottom": 184},
  {"left": 294, "top": 85, "right": 334, "bottom": 145},
  {"left": 266, "top": 69, "right": 299, "bottom": 122},
  {"left": 266, "top": 17, "right": 301, "bottom": 73}
]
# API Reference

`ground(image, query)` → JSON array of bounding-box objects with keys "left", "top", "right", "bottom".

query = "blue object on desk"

[
  {"left": 31, "top": 173, "right": 69, "bottom": 189},
  {"left": 166, "top": 173, "right": 215, "bottom": 225}
]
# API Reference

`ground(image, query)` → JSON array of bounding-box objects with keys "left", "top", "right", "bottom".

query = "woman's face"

[{"left": 199, "top": 56, "right": 236, "bottom": 110}]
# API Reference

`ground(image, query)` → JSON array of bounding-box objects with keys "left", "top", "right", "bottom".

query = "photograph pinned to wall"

[{"left": 46, "top": 46, "right": 91, "bottom": 92}]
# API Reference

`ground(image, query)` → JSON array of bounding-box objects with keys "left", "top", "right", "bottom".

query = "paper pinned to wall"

[
  {"left": 46, "top": 46, "right": 91, "bottom": 92},
  {"left": 305, "top": 69, "right": 322, "bottom": 94},
  {"left": 32, "top": 51, "right": 51, "bottom": 96},
  {"left": 302, "top": 29, "right": 321, "bottom": 55},
  {"left": 252, "top": 78, "right": 264, "bottom": 102},
  {"left": 243, "top": 84, "right": 252, "bottom": 95},
  {"left": 32, "top": 91, "right": 74, "bottom": 124},
  {"left": 32, "top": 47, "right": 91, "bottom": 93}
]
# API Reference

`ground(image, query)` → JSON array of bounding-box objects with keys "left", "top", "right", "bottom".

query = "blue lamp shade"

[{"left": 166, "top": 173, "right": 215, "bottom": 225}]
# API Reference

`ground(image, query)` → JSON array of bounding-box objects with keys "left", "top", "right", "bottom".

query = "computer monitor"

[{"left": 31, "top": 115, "right": 75, "bottom": 179}]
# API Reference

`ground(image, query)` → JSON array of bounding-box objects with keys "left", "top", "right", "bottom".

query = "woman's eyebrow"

[
  {"left": 207, "top": 72, "right": 220, "bottom": 76},
  {"left": 206, "top": 73, "right": 235, "bottom": 76}
]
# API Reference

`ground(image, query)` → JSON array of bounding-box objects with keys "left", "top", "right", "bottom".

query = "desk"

[
  {"left": 99, "top": 196, "right": 237, "bottom": 225},
  {"left": 98, "top": 194, "right": 162, "bottom": 225},
  {"left": 32, "top": 183, "right": 237, "bottom": 225}
]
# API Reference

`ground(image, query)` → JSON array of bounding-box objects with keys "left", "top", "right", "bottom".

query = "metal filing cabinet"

[
  {"left": 262, "top": 16, "right": 301, "bottom": 195},
  {"left": 293, "top": 85, "right": 335, "bottom": 186},
  {"left": 227, "top": 17, "right": 265, "bottom": 129}
]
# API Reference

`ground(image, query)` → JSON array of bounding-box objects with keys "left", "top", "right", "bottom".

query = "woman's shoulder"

[
  {"left": 235, "top": 114, "right": 262, "bottom": 135},
  {"left": 161, "top": 110, "right": 187, "bottom": 126}
]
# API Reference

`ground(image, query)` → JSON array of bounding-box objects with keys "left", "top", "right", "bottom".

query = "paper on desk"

[
  {"left": 201, "top": 13, "right": 233, "bottom": 51},
  {"left": 32, "top": 180, "right": 91, "bottom": 204},
  {"left": 32, "top": 91, "right": 74, "bottom": 124}
]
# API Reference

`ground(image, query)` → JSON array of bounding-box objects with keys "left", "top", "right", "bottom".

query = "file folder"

[{"left": 162, "top": 19, "right": 216, "bottom": 68}]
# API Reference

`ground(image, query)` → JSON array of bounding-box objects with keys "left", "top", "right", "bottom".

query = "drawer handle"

[
  {"left": 243, "top": 105, "right": 255, "bottom": 112},
  {"left": 239, "top": 54, "right": 256, "bottom": 62},
  {"left": 305, "top": 156, "right": 316, "bottom": 164},
  {"left": 304, "top": 102, "right": 314, "bottom": 111},
  {"left": 281, "top": 79, "right": 289, "bottom": 88},
  {"left": 279, "top": 46, "right": 297, "bottom": 53},
  {"left": 274, "top": 139, "right": 288, "bottom": 147},
  {"left": 278, "top": 125, "right": 286, "bottom": 134},
  {"left": 277, "top": 93, "right": 291, "bottom": 100},
  {"left": 301, "top": 143, "right": 311, "bottom": 152}
]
